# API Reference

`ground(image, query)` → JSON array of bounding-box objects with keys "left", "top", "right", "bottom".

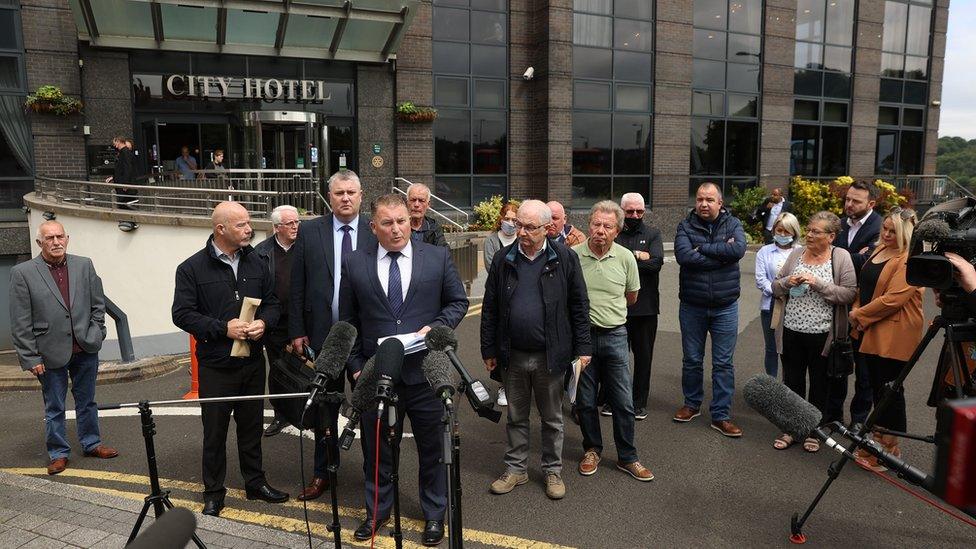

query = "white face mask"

[{"left": 500, "top": 220, "right": 517, "bottom": 236}]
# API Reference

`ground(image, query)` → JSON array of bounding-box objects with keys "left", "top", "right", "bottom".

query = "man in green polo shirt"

[{"left": 572, "top": 200, "right": 654, "bottom": 482}]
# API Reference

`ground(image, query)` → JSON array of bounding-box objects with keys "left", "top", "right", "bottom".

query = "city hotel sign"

[{"left": 164, "top": 74, "right": 333, "bottom": 102}]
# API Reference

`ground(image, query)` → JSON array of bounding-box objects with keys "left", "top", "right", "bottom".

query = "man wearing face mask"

[{"left": 614, "top": 193, "right": 663, "bottom": 421}]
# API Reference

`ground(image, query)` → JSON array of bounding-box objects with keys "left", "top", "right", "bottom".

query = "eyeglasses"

[
  {"left": 889, "top": 207, "right": 917, "bottom": 224},
  {"left": 514, "top": 221, "right": 545, "bottom": 233},
  {"left": 624, "top": 209, "right": 645, "bottom": 216},
  {"left": 805, "top": 227, "right": 832, "bottom": 236},
  {"left": 275, "top": 220, "right": 300, "bottom": 228}
]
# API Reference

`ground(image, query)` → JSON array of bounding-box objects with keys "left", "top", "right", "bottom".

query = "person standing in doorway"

[{"left": 176, "top": 146, "right": 199, "bottom": 180}]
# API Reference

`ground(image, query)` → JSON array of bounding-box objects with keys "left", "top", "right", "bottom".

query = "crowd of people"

[{"left": 10, "top": 170, "right": 936, "bottom": 546}]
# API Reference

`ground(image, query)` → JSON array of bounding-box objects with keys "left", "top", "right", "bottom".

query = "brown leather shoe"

[
  {"left": 83, "top": 445, "right": 119, "bottom": 459},
  {"left": 578, "top": 450, "right": 601, "bottom": 476},
  {"left": 47, "top": 457, "right": 68, "bottom": 475},
  {"left": 297, "top": 477, "right": 328, "bottom": 501},
  {"left": 711, "top": 420, "right": 743, "bottom": 438},
  {"left": 672, "top": 406, "right": 701, "bottom": 423},
  {"left": 616, "top": 461, "right": 654, "bottom": 482}
]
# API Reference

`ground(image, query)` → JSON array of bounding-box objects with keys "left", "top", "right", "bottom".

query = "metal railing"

[
  {"left": 35, "top": 173, "right": 328, "bottom": 218},
  {"left": 391, "top": 177, "right": 469, "bottom": 230},
  {"left": 448, "top": 236, "right": 479, "bottom": 295},
  {"left": 877, "top": 174, "right": 974, "bottom": 214}
]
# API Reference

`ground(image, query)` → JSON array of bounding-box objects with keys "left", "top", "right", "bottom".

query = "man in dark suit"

[
  {"left": 9, "top": 220, "right": 118, "bottom": 476},
  {"left": 829, "top": 180, "right": 883, "bottom": 427},
  {"left": 289, "top": 170, "right": 376, "bottom": 501},
  {"left": 753, "top": 187, "right": 791, "bottom": 244},
  {"left": 340, "top": 194, "right": 468, "bottom": 546}
]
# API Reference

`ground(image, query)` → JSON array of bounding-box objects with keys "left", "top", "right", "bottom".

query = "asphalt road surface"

[{"left": 1, "top": 256, "right": 974, "bottom": 548}]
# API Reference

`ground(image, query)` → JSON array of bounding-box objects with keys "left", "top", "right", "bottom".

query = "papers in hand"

[
  {"left": 567, "top": 358, "right": 583, "bottom": 405},
  {"left": 377, "top": 333, "right": 427, "bottom": 355}
]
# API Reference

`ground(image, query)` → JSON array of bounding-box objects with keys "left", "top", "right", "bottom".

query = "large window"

[
  {"left": 571, "top": 0, "right": 653, "bottom": 207},
  {"left": 432, "top": 0, "right": 508, "bottom": 207},
  {"left": 0, "top": 0, "right": 31, "bottom": 221},
  {"left": 689, "top": 0, "right": 762, "bottom": 197},
  {"left": 876, "top": 0, "right": 931, "bottom": 175},
  {"left": 791, "top": 0, "right": 855, "bottom": 177}
]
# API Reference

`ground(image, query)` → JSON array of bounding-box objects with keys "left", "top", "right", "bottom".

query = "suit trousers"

[
  {"left": 360, "top": 382, "right": 446, "bottom": 521},
  {"left": 626, "top": 315, "right": 658, "bottom": 410},
  {"left": 199, "top": 360, "right": 266, "bottom": 500}
]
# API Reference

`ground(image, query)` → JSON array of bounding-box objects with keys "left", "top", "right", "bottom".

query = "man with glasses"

[
  {"left": 615, "top": 193, "right": 664, "bottom": 421},
  {"left": 482, "top": 200, "right": 592, "bottom": 500},
  {"left": 407, "top": 183, "right": 449, "bottom": 247},
  {"left": 574, "top": 201, "right": 654, "bottom": 482},
  {"left": 673, "top": 183, "right": 747, "bottom": 437},
  {"left": 289, "top": 170, "right": 376, "bottom": 501},
  {"left": 254, "top": 205, "right": 300, "bottom": 437}
]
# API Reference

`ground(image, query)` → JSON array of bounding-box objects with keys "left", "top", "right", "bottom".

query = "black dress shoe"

[
  {"left": 264, "top": 419, "right": 288, "bottom": 437},
  {"left": 202, "top": 499, "right": 223, "bottom": 517},
  {"left": 422, "top": 520, "right": 445, "bottom": 546},
  {"left": 354, "top": 517, "right": 389, "bottom": 541},
  {"left": 245, "top": 483, "right": 289, "bottom": 503}
]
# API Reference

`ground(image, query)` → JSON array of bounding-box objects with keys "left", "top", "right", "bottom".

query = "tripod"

[
  {"left": 374, "top": 393, "right": 404, "bottom": 549},
  {"left": 440, "top": 382, "right": 467, "bottom": 549},
  {"left": 790, "top": 313, "right": 976, "bottom": 543}
]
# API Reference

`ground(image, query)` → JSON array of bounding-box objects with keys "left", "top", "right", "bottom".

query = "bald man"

[
  {"left": 173, "top": 201, "right": 288, "bottom": 516},
  {"left": 546, "top": 201, "right": 586, "bottom": 246}
]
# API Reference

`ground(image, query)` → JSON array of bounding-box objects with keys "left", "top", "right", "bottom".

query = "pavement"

[{"left": 1, "top": 247, "right": 975, "bottom": 547}]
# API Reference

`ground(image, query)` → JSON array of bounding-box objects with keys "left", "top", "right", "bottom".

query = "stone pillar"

[
  {"left": 79, "top": 46, "right": 132, "bottom": 152},
  {"left": 849, "top": 0, "right": 885, "bottom": 178},
  {"left": 395, "top": 0, "right": 434, "bottom": 188},
  {"left": 924, "top": 1, "right": 950, "bottom": 174},
  {"left": 759, "top": 0, "right": 797, "bottom": 189},
  {"left": 357, "top": 65, "right": 396, "bottom": 201}
]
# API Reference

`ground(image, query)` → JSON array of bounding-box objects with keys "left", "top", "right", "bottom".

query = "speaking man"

[
  {"left": 172, "top": 201, "right": 287, "bottom": 516},
  {"left": 340, "top": 194, "right": 468, "bottom": 545},
  {"left": 407, "top": 183, "right": 448, "bottom": 247},
  {"left": 289, "top": 170, "right": 376, "bottom": 501},
  {"left": 10, "top": 221, "right": 117, "bottom": 476}
]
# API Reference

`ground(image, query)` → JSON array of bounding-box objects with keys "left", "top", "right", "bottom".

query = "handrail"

[
  {"left": 391, "top": 186, "right": 465, "bottom": 230},
  {"left": 393, "top": 177, "right": 470, "bottom": 224},
  {"left": 105, "top": 296, "right": 135, "bottom": 363}
]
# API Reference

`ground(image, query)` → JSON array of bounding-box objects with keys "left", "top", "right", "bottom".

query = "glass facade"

[
  {"left": 571, "top": 0, "right": 654, "bottom": 207},
  {"left": 690, "top": 0, "right": 763, "bottom": 197},
  {"left": 432, "top": 0, "right": 508, "bottom": 207},
  {"left": 790, "top": 0, "right": 855, "bottom": 177},
  {"left": 876, "top": 0, "right": 932, "bottom": 175},
  {"left": 0, "top": 0, "right": 31, "bottom": 221}
]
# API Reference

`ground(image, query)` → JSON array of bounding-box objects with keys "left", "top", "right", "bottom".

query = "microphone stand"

[
  {"left": 377, "top": 393, "right": 403, "bottom": 549},
  {"left": 322, "top": 426, "right": 343, "bottom": 549},
  {"left": 440, "top": 384, "right": 464, "bottom": 549}
]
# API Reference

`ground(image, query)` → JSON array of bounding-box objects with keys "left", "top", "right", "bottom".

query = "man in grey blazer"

[{"left": 9, "top": 220, "right": 118, "bottom": 476}]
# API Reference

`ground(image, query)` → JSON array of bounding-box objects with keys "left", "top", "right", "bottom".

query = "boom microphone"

[
  {"left": 373, "top": 337, "right": 405, "bottom": 420},
  {"left": 338, "top": 356, "right": 377, "bottom": 451},
  {"left": 913, "top": 218, "right": 952, "bottom": 247},
  {"left": 425, "top": 326, "right": 501, "bottom": 422},
  {"left": 127, "top": 507, "right": 196, "bottom": 549},
  {"left": 422, "top": 351, "right": 456, "bottom": 405},
  {"left": 743, "top": 374, "right": 822, "bottom": 440},
  {"left": 304, "top": 321, "right": 358, "bottom": 412}
]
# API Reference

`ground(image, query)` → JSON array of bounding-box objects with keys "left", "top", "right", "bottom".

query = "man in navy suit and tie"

[
  {"left": 340, "top": 194, "right": 468, "bottom": 545},
  {"left": 288, "top": 170, "right": 376, "bottom": 501}
]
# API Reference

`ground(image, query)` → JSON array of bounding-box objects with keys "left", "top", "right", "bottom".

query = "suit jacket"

[
  {"left": 754, "top": 198, "right": 792, "bottom": 229},
  {"left": 9, "top": 254, "right": 106, "bottom": 370},
  {"left": 340, "top": 241, "right": 469, "bottom": 385},
  {"left": 849, "top": 248, "right": 924, "bottom": 362},
  {"left": 836, "top": 210, "right": 882, "bottom": 273},
  {"left": 289, "top": 214, "right": 375, "bottom": 352}
]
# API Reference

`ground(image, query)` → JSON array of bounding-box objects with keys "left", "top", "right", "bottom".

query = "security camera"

[{"left": 523, "top": 67, "right": 535, "bottom": 81}]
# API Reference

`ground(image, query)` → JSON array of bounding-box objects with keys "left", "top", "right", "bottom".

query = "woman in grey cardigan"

[{"left": 771, "top": 211, "right": 857, "bottom": 453}]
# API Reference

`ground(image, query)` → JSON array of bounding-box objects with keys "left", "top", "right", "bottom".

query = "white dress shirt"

[
  {"left": 847, "top": 209, "right": 872, "bottom": 246},
  {"left": 766, "top": 200, "right": 784, "bottom": 231},
  {"left": 332, "top": 215, "right": 359, "bottom": 322},
  {"left": 377, "top": 240, "right": 412, "bottom": 302},
  {"left": 211, "top": 241, "right": 240, "bottom": 278}
]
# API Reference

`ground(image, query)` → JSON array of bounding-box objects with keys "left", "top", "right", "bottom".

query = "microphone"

[
  {"left": 127, "top": 507, "right": 196, "bottom": 549},
  {"left": 422, "top": 351, "right": 456, "bottom": 406},
  {"left": 373, "top": 337, "right": 405, "bottom": 421},
  {"left": 425, "top": 326, "right": 501, "bottom": 422},
  {"left": 743, "top": 374, "right": 822, "bottom": 441},
  {"left": 304, "top": 321, "right": 358, "bottom": 412},
  {"left": 913, "top": 218, "right": 951, "bottom": 247},
  {"left": 338, "top": 356, "right": 378, "bottom": 451}
]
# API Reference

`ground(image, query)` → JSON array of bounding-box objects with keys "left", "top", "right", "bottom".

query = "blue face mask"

[
  {"left": 500, "top": 220, "right": 517, "bottom": 236},
  {"left": 773, "top": 234, "right": 794, "bottom": 246}
]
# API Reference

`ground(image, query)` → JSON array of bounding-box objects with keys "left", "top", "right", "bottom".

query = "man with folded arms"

[{"left": 482, "top": 200, "right": 591, "bottom": 500}]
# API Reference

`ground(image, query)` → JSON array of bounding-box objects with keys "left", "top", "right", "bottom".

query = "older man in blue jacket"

[{"left": 673, "top": 183, "right": 747, "bottom": 437}]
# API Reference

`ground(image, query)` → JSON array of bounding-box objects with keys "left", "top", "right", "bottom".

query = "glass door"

[{"left": 140, "top": 119, "right": 162, "bottom": 176}]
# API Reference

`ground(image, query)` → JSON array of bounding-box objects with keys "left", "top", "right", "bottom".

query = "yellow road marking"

[
  {"left": 465, "top": 303, "right": 483, "bottom": 318},
  {"left": 176, "top": 357, "right": 192, "bottom": 364},
  {"left": 4, "top": 468, "right": 575, "bottom": 549}
]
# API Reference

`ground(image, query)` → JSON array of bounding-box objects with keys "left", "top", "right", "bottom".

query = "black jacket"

[
  {"left": 752, "top": 198, "right": 792, "bottom": 228},
  {"left": 836, "top": 210, "right": 882, "bottom": 274},
  {"left": 481, "top": 240, "right": 591, "bottom": 379},
  {"left": 113, "top": 147, "right": 135, "bottom": 185},
  {"left": 413, "top": 216, "right": 448, "bottom": 247},
  {"left": 615, "top": 221, "right": 664, "bottom": 316},
  {"left": 674, "top": 209, "right": 747, "bottom": 307},
  {"left": 172, "top": 235, "right": 280, "bottom": 368}
]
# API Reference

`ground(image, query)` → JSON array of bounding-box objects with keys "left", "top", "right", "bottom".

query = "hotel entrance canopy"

[{"left": 66, "top": 0, "right": 417, "bottom": 63}]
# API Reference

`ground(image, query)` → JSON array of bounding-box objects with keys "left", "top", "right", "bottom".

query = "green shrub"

[
  {"left": 728, "top": 185, "right": 767, "bottom": 243},
  {"left": 471, "top": 195, "right": 519, "bottom": 231}
]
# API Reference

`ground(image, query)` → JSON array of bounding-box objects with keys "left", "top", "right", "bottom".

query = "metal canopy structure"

[{"left": 66, "top": 0, "right": 417, "bottom": 62}]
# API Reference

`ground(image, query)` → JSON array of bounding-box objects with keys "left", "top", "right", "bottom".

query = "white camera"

[{"left": 523, "top": 67, "right": 535, "bottom": 81}]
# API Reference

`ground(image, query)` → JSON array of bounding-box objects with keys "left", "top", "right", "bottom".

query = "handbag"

[{"left": 826, "top": 247, "right": 855, "bottom": 378}]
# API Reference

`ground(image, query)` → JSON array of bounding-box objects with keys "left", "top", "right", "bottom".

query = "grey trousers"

[{"left": 504, "top": 349, "right": 565, "bottom": 475}]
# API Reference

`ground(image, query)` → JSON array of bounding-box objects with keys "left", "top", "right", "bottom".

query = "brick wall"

[
  {"left": 760, "top": 0, "right": 798, "bottom": 189},
  {"left": 357, "top": 65, "right": 396, "bottom": 200},
  {"left": 925, "top": 1, "right": 951, "bottom": 174},
  {"left": 849, "top": 0, "right": 884, "bottom": 178},
  {"left": 395, "top": 0, "right": 434, "bottom": 188}
]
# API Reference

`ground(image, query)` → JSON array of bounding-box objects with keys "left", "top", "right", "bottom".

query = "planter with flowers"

[
  {"left": 396, "top": 101, "right": 437, "bottom": 123},
  {"left": 25, "top": 86, "right": 83, "bottom": 116}
]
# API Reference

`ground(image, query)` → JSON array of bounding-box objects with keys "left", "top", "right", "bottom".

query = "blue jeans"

[
  {"left": 577, "top": 327, "right": 637, "bottom": 463},
  {"left": 38, "top": 352, "right": 102, "bottom": 460},
  {"left": 760, "top": 308, "right": 779, "bottom": 378},
  {"left": 679, "top": 302, "right": 738, "bottom": 421}
]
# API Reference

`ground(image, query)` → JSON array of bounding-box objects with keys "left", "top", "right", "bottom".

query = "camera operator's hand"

[{"left": 945, "top": 252, "right": 976, "bottom": 293}]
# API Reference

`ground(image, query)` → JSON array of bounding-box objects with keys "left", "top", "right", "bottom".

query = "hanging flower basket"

[
  {"left": 24, "top": 85, "right": 83, "bottom": 116},
  {"left": 396, "top": 101, "right": 437, "bottom": 123}
]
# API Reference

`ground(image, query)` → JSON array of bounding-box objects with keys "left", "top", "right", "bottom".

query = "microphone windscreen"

[
  {"left": 424, "top": 326, "right": 458, "bottom": 353},
  {"left": 914, "top": 219, "right": 951, "bottom": 243},
  {"left": 350, "top": 356, "right": 377, "bottom": 413},
  {"left": 127, "top": 507, "right": 196, "bottom": 549},
  {"left": 314, "top": 321, "right": 358, "bottom": 380},
  {"left": 743, "top": 374, "right": 822, "bottom": 440},
  {"left": 375, "top": 337, "right": 405, "bottom": 385},
  {"left": 421, "top": 351, "right": 456, "bottom": 397}
]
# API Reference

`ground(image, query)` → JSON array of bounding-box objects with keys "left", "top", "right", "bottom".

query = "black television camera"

[{"left": 906, "top": 196, "right": 976, "bottom": 293}]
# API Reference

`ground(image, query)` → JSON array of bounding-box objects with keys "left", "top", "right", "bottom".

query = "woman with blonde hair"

[
  {"left": 849, "top": 207, "right": 922, "bottom": 471},
  {"left": 755, "top": 212, "right": 801, "bottom": 378}
]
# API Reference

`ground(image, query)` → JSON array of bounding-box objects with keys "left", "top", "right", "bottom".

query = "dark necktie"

[
  {"left": 340, "top": 225, "right": 352, "bottom": 263},
  {"left": 387, "top": 251, "right": 403, "bottom": 317}
]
